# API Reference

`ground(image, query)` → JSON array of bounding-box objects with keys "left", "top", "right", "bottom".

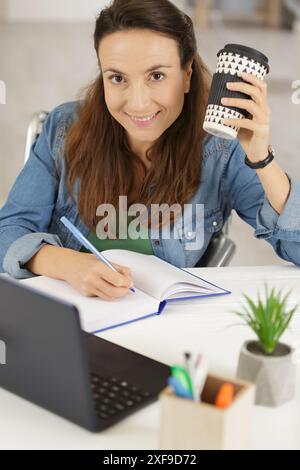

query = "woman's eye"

[
  {"left": 109, "top": 75, "right": 123, "bottom": 85},
  {"left": 152, "top": 72, "right": 165, "bottom": 82}
]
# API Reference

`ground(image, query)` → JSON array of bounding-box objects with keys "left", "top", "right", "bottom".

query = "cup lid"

[{"left": 217, "top": 43, "right": 270, "bottom": 73}]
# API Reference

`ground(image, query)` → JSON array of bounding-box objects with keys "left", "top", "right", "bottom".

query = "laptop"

[{"left": 0, "top": 276, "right": 170, "bottom": 432}]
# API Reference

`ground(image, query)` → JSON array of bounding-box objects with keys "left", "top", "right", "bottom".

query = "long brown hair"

[{"left": 65, "top": 0, "right": 212, "bottom": 230}]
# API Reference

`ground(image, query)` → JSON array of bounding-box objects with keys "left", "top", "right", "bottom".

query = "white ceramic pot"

[{"left": 237, "top": 340, "right": 297, "bottom": 407}]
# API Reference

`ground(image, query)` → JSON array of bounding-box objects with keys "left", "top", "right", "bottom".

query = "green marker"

[{"left": 171, "top": 364, "right": 194, "bottom": 399}]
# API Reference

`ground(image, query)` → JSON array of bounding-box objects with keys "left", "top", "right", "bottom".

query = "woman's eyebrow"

[{"left": 103, "top": 64, "right": 173, "bottom": 75}]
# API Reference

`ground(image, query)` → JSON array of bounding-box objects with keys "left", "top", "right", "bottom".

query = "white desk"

[{"left": 1, "top": 266, "right": 300, "bottom": 450}]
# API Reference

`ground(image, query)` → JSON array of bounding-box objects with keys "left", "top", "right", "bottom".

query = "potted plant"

[{"left": 234, "top": 285, "right": 298, "bottom": 407}]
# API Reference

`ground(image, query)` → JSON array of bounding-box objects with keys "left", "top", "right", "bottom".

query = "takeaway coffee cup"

[{"left": 203, "top": 43, "right": 270, "bottom": 140}]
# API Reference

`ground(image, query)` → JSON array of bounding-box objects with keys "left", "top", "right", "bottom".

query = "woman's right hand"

[{"left": 64, "top": 252, "right": 133, "bottom": 300}]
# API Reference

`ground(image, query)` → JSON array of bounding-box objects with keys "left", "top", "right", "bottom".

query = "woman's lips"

[{"left": 128, "top": 111, "right": 161, "bottom": 128}]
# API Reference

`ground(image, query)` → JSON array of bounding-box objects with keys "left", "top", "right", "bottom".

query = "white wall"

[
  {"left": 4, "top": 0, "right": 109, "bottom": 22},
  {"left": 0, "top": 0, "right": 6, "bottom": 20},
  {"left": 3, "top": 0, "right": 186, "bottom": 22}
]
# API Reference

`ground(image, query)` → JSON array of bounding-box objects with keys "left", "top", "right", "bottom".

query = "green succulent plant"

[{"left": 234, "top": 284, "right": 298, "bottom": 355}]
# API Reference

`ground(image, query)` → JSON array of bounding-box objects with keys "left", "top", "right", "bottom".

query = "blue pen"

[
  {"left": 167, "top": 376, "right": 193, "bottom": 400},
  {"left": 60, "top": 216, "right": 135, "bottom": 293}
]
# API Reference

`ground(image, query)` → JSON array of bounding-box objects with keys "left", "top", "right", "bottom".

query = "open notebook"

[{"left": 21, "top": 249, "right": 231, "bottom": 333}]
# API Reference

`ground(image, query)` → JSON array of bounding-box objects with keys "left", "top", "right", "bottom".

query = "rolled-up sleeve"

[
  {"left": 225, "top": 138, "right": 300, "bottom": 266},
  {"left": 0, "top": 107, "right": 64, "bottom": 278},
  {"left": 255, "top": 175, "right": 300, "bottom": 240}
]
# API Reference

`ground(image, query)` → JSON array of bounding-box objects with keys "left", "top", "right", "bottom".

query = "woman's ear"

[{"left": 184, "top": 59, "right": 193, "bottom": 94}]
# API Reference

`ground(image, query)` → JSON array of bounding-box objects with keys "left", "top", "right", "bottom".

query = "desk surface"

[{"left": 1, "top": 265, "right": 300, "bottom": 450}]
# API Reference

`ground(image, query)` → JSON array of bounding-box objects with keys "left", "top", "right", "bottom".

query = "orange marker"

[{"left": 215, "top": 383, "right": 234, "bottom": 408}]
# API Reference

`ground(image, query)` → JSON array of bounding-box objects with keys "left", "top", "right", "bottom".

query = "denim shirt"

[{"left": 1, "top": 100, "right": 300, "bottom": 279}]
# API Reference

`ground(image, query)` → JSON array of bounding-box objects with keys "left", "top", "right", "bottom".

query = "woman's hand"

[
  {"left": 221, "top": 71, "right": 270, "bottom": 162},
  {"left": 63, "top": 251, "right": 133, "bottom": 300}
]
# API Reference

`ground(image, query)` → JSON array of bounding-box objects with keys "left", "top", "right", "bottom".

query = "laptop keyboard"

[{"left": 90, "top": 372, "right": 154, "bottom": 421}]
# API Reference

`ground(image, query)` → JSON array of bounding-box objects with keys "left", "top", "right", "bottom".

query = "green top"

[{"left": 80, "top": 214, "right": 153, "bottom": 256}]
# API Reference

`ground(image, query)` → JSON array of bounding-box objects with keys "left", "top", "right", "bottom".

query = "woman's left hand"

[{"left": 221, "top": 72, "right": 271, "bottom": 163}]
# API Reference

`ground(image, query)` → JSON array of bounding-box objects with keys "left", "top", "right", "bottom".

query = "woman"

[{"left": 0, "top": 0, "right": 299, "bottom": 300}]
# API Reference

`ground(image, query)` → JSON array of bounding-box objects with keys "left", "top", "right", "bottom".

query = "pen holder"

[{"left": 159, "top": 374, "right": 255, "bottom": 450}]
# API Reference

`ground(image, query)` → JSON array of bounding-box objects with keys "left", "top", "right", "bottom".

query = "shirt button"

[
  {"left": 212, "top": 221, "right": 218, "bottom": 227},
  {"left": 155, "top": 240, "right": 160, "bottom": 246}
]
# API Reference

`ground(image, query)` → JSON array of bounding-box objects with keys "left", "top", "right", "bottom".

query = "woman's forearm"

[
  {"left": 221, "top": 72, "right": 291, "bottom": 216},
  {"left": 23, "top": 244, "right": 133, "bottom": 300},
  {"left": 256, "top": 160, "right": 291, "bottom": 215},
  {"left": 24, "top": 245, "right": 78, "bottom": 280}
]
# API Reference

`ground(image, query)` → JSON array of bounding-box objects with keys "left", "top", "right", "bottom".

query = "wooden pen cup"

[{"left": 159, "top": 374, "right": 255, "bottom": 450}]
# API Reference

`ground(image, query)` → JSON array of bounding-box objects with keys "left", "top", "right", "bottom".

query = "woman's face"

[{"left": 98, "top": 29, "right": 193, "bottom": 158}]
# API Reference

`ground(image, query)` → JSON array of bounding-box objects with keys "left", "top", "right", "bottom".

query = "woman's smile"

[{"left": 127, "top": 110, "right": 161, "bottom": 127}]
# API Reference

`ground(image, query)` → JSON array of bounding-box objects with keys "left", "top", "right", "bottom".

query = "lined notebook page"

[
  {"left": 102, "top": 249, "right": 221, "bottom": 300},
  {"left": 22, "top": 276, "right": 159, "bottom": 333}
]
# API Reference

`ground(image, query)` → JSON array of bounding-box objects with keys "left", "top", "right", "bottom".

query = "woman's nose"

[{"left": 126, "top": 83, "right": 151, "bottom": 111}]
